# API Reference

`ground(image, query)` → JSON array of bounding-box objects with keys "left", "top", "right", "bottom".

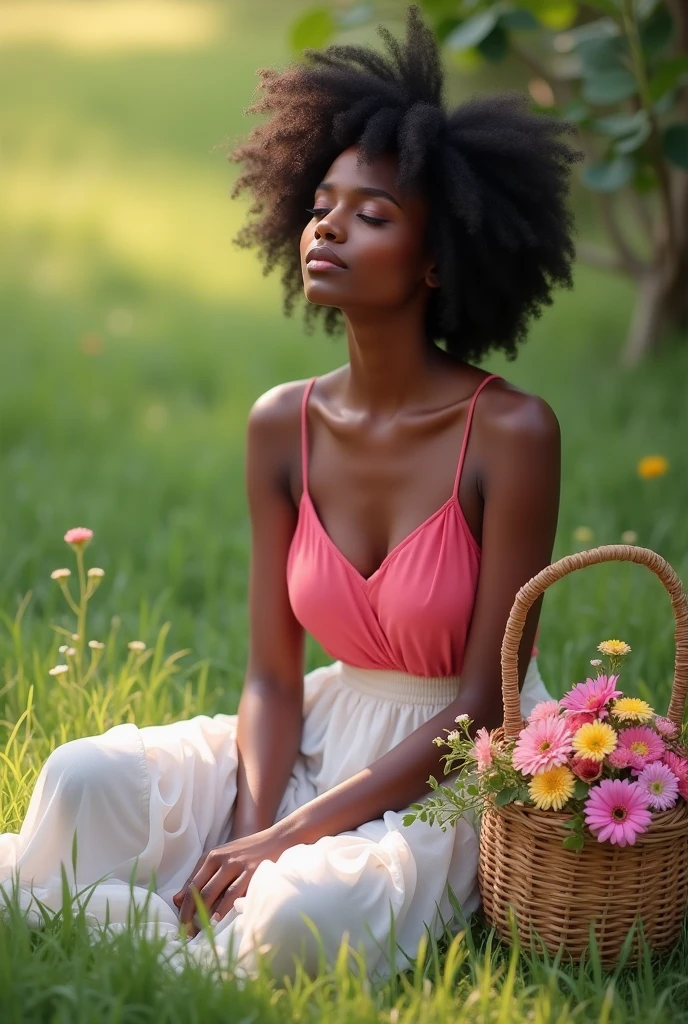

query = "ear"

[{"left": 425, "top": 264, "right": 440, "bottom": 289}]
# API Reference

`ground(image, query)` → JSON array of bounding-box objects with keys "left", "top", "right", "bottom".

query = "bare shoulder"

[
  {"left": 247, "top": 378, "right": 309, "bottom": 439},
  {"left": 476, "top": 377, "right": 560, "bottom": 450}
]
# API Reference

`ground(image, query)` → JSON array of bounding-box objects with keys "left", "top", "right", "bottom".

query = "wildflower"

[
  {"left": 432, "top": 737, "right": 444, "bottom": 747},
  {"left": 653, "top": 716, "right": 679, "bottom": 739},
  {"left": 455, "top": 714, "right": 469, "bottom": 724},
  {"left": 71, "top": 633, "right": 79, "bottom": 641},
  {"left": 128, "top": 641, "right": 146, "bottom": 652},
  {"left": 590, "top": 659, "right": 602, "bottom": 668},
  {"left": 513, "top": 717, "right": 573, "bottom": 776},
  {"left": 560, "top": 675, "right": 621, "bottom": 719},
  {"left": 597, "top": 640, "right": 631, "bottom": 657},
  {"left": 64, "top": 527, "right": 94, "bottom": 548},
  {"left": 446, "top": 730, "right": 460, "bottom": 742},
  {"left": 621, "top": 531, "right": 638, "bottom": 545},
  {"left": 65, "top": 647, "right": 77, "bottom": 657},
  {"left": 637, "top": 455, "right": 668, "bottom": 479},
  {"left": 637, "top": 762, "right": 679, "bottom": 811},
  {"left": 50, "top": 568, "right": 71, "bottom": 581},
  {"left": 87, "top": 567, "right": 105, "bottom": 578},
  {"left": 584, "top": 779, "right": 652, "bottom": 846},
  {"left": 528, "top": 700, "right": 561, "bottom": 723},
  {"left": 58, "top": 644, "right": 69, "bottom": 653},
  {"left": 573, "top": 526, "right": 594, "bottom": 543},
  {"left": 572, "top": 721, "right": 617, "bottom": 762},
  {"left": 48, "top": 665, "right": 69, "bottom": 676},
  {"left": 88, "top": 640, "right": 105, "bottom": 650},
  {"left": 612, "top": 697, "right": 654, "bottom": 722},
  {"left": 617, "top": 727, "right": 664, "bottom": 772},
  {"left": 663, "top": 752, "right": 688, "bottom": 800},
  {"left": 570, "top": 755, "right": 602, "bottom": 783},
  {"left": 472, "top": 728, "right": 493, "bottom": 772},
  {"left": 529, "top": 766, "right": 576, "bottom": 810},
  {"left": 608, "top": 748, "right": 634, "bottom": 770}
]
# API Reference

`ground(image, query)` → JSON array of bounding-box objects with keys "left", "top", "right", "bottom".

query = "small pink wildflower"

[
  {"left": 663, "top": 751, "right": 688, "bottom": 801},
  {"left": 560, "top": 675, "right": 622, "bottom": 719},
  {"left": 569, "top": 755, "right": 602, "bottom": 783},
  {"left": 512, "top": 717, "right": 573, "bottom": 776},
  {"left": 528, "top": 700, "right": 561, "bottom": 723},
  {"left": 637, "top": 762, "right": 680, "bottom": 811},
  {"left": 562, "top": 711, "right": 597, "bottom": 733},
  {"left": 64, "top": 527, "right": 93, "bottom": 548},
  {"left": 472, "top": 728, "right": 493, "bottom": 772},
  {"left": 617, "top": 726, "right": 665, "bottom": 774},
  {"left": 584, "top": 779, "right": 652, "bottom": 846},
  {"left": 654, "top": 716, "right": 679, "bottom": 739},
  {"left": 608, "top": 747, "right": 634, "bottom": 770}
]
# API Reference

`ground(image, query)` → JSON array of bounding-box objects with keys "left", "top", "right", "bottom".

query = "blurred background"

[{"left": 1, "top": 0, "right": 686, "bottom": 708}]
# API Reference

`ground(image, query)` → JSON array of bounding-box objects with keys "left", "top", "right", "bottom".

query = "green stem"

[{"left": 76, "top": 548, "right": 87, "bottom": 680}]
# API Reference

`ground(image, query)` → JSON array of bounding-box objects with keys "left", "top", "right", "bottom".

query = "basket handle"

[{"left": 501, "top": 544, "right": 688, "bottom": 739}]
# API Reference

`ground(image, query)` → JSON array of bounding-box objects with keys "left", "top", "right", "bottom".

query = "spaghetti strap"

[
  {"left": 300, "top": 377, "right": 318, "bottom": 496},
  {"left": 452, "top": 374, "right": 502, "bottom": 499}
]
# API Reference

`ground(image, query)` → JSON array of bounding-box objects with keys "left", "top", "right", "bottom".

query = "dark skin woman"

[{"left": 172, "top": 5, "right": 579, "bottom": 937}]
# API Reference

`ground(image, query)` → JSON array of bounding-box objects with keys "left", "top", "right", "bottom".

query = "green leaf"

[
  {"left": 591, "top": 110, "right": 647, "bottom": 137},
  {"left": 649, "top": 56, "right": 688, "bottom": 103},
  {"left": 573, "top": 779, "right": 591, "bottom": 800},
  {"left": 290, "top": 9, "right": 336, "bottom": 53},
  {"left": 563, "top": 833, "right": 585, "bottom": 852},
  {"left": 494, "top": 787, "right": 519, "bottom": 807},
  {"left": 500, "top": 8, "right": 539, "bottom": 30},
  {"left": 445, "top": 10, "right": 499, "bottom": 51},
  {"left": 579, "top": 0, "right": 619, "bottom": 14},
  {"left": 402, "top": 813, "right": 417, "bottom": 827},
  {"left": 639, "top": 4, "right": 674, "bottom": 61},
  {"left": 582, "top": 155, "right": 635, "bottom": 192},
  {"left": 436, "top": 17, "right": 461, "bottom": 43},
  {"left": 561, "top": 98, "right": 591, "bottom": 124},
  {"left": 615, "top": 119, "right": 651, "bottom": 154},
  {"left": 582, "top": 69, "right": 637, "bottom": 105},
  {"left": 662, "top": 123, "right": 688, "bottom": 170},
  {"left": 478, "top": 24, "right": 509, "bottom": 62},
  {"left": 578, "top": 36, "right": 627, "bottom": 74}
]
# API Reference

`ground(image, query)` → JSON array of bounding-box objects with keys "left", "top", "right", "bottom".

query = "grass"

[{"left": 1, "top": 1, "right": 688, "bottom": 1019}]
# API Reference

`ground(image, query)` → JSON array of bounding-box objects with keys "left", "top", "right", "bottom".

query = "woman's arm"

[{"left": 178, "top": 386, "right": 560, "bottom": 929}]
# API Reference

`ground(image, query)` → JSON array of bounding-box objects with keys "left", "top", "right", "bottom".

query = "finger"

[
  {"left": 179, "top": 858, "right": 219, "bottom": 927},
  {"left": 173, "top": 852, "right": 206, "bottom": 906},
  {"left": 211, "top": 871, "right": 250, "bottom": 924},
  {"left": 199, "top": 865, "right": 239, "bottom": 916}
]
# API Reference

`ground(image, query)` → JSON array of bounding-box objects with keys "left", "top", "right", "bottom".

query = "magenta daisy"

[
  {"left": 584, "top": 779, "right": 652, "bottom": 846},
  {"left": 512, "top": 717, "right": 573, "bottom": 776},
  {"left": 637, "top": 762, "right": 680, "bottom": 811},
  {"left": 654, "top": 716, "right": 679, "bottom": 739},
  {"left": 472, "top": 728, "right": 493, "bottom": 772},
  {"left": 528, "top": 700, "right": 561, "bottom": 723},
  {"left": 617, "top": 726, "right": 665, "bottom": 773},
  {"left": 560, "top": 675, "right": 622, "bottom": 719},
  {"left": 663, "top": 751, "right": 688, "bottom": 800}
]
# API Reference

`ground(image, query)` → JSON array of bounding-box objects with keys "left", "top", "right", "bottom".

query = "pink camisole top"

[{"left": 286, "top": 374, "right": 502, "bottom": 678}]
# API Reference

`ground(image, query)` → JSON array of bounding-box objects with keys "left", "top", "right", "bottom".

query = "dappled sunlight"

[{"left": 0, "top": 1, "right": 228, "bottom": 53}]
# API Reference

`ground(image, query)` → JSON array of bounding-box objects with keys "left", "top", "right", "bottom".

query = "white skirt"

[{"left": 0, "top": 657, "right": 550, "bottom": 978}]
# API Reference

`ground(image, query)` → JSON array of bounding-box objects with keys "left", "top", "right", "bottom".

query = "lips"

[{"left": 305, "top": 245, "right": 348, "bottom": 270}]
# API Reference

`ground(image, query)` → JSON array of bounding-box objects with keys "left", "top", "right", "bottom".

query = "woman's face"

[{"left": 299, "top": 146, "right": 435, "bottom": 314}]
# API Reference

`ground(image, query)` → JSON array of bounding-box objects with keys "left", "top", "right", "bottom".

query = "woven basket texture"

[{"left": 478, "top": 544, "right": 688, "bottom": 965}]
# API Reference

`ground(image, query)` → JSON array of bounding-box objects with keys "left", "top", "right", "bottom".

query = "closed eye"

[{"left": 306, "top": 207, "right": 388, "bottom": 227}]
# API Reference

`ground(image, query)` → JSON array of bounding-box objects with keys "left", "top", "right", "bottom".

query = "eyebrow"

[{"left": 315, "top": 182, "right": 403, "bottom": 210}]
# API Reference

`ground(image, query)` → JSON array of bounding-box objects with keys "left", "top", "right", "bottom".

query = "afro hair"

[{"left": 229, "top": 4, "right": 582, "bottom": 363}]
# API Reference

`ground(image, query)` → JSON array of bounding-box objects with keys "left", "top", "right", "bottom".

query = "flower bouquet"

[{"left": 409, "top": 545, "right": 688, "bottom": 964}]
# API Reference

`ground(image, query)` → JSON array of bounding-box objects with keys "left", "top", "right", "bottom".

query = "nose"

[{"left": 314, "top": 209, "right": 346, "bottom": 243}]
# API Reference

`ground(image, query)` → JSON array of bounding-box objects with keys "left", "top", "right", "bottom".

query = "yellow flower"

[
  {"left": 573, "top": 526, "right": 594, "bottom": 543},
  {"left": 597, "top": 639, "right": 631, "bottom": 657},
  {"left": 528, "top": 766, "right": 576, "bottom": 811},
  {"left": 637, "top": 455, "right": 668, "bottom": 479},
  {"left": 572, "top": 721, "right": 617, "bottom": 762},
  {"left": 612, "top": 697, "right": 654, "bottom": 722}
]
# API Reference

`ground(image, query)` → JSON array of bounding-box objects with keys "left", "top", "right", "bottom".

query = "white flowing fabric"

[{"left": 0, "top": 657, "right": 551, "bottom": 978}]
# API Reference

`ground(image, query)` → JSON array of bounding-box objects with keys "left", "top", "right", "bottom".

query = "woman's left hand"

[{"left": 172, "top": 826, "right": 292, "bottom": 937}]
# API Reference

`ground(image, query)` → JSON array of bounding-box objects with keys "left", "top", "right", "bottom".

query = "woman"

[{"left": 0, "top": 6, "right": 578, "bottom": 980}]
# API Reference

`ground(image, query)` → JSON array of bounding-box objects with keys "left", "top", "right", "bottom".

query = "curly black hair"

[{"left": 229, "top": 5, "right": 582, "bottom": 363}]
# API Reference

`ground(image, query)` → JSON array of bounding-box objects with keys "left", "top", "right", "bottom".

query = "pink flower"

[
  {"left": 663, "top": 751, "right": 688, "bottom": 800},
  {"left": 528, "top": 700, "right": 561, "bottom": 723},
  {"left": 637, "top": 762, "right": 680, "bottom": 811},
  {"left": 512, "top": 717, "right": 573, "bottom": 777},
  {"left": 560, "top": 675, "right": 622, "bottom": 719},
  {"left": 617, "top": 726, "right": 665, "bottom": 774},
  {"left": 472, "top": 728, "right": 493, "bottom": 772},
  {"left": 608, "top": 748, "right": 634, "bottom": 770},
  {"left": 654, "top": 716, "right": 679, "bottom": 739},
  {"left": 562, "top": 711, "right": 597, "bottom": 733},
  {"left": 584, "top": 779, "right": 652, "bottom": 846},
  {"left": 64, "top": 527, "right": 93, "bottom": 547},
  {"left": 570, "top": 755, "right": 602, "bottom": 783}
]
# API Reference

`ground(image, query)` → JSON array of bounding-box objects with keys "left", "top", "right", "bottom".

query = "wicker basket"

[{"left": 478, "top": 544, "right": 688, "bottom": 965}]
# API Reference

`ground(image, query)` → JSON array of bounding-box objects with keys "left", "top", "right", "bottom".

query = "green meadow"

[{"left": 1, "top": 1, "right": 687, "bottom": 1019}]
